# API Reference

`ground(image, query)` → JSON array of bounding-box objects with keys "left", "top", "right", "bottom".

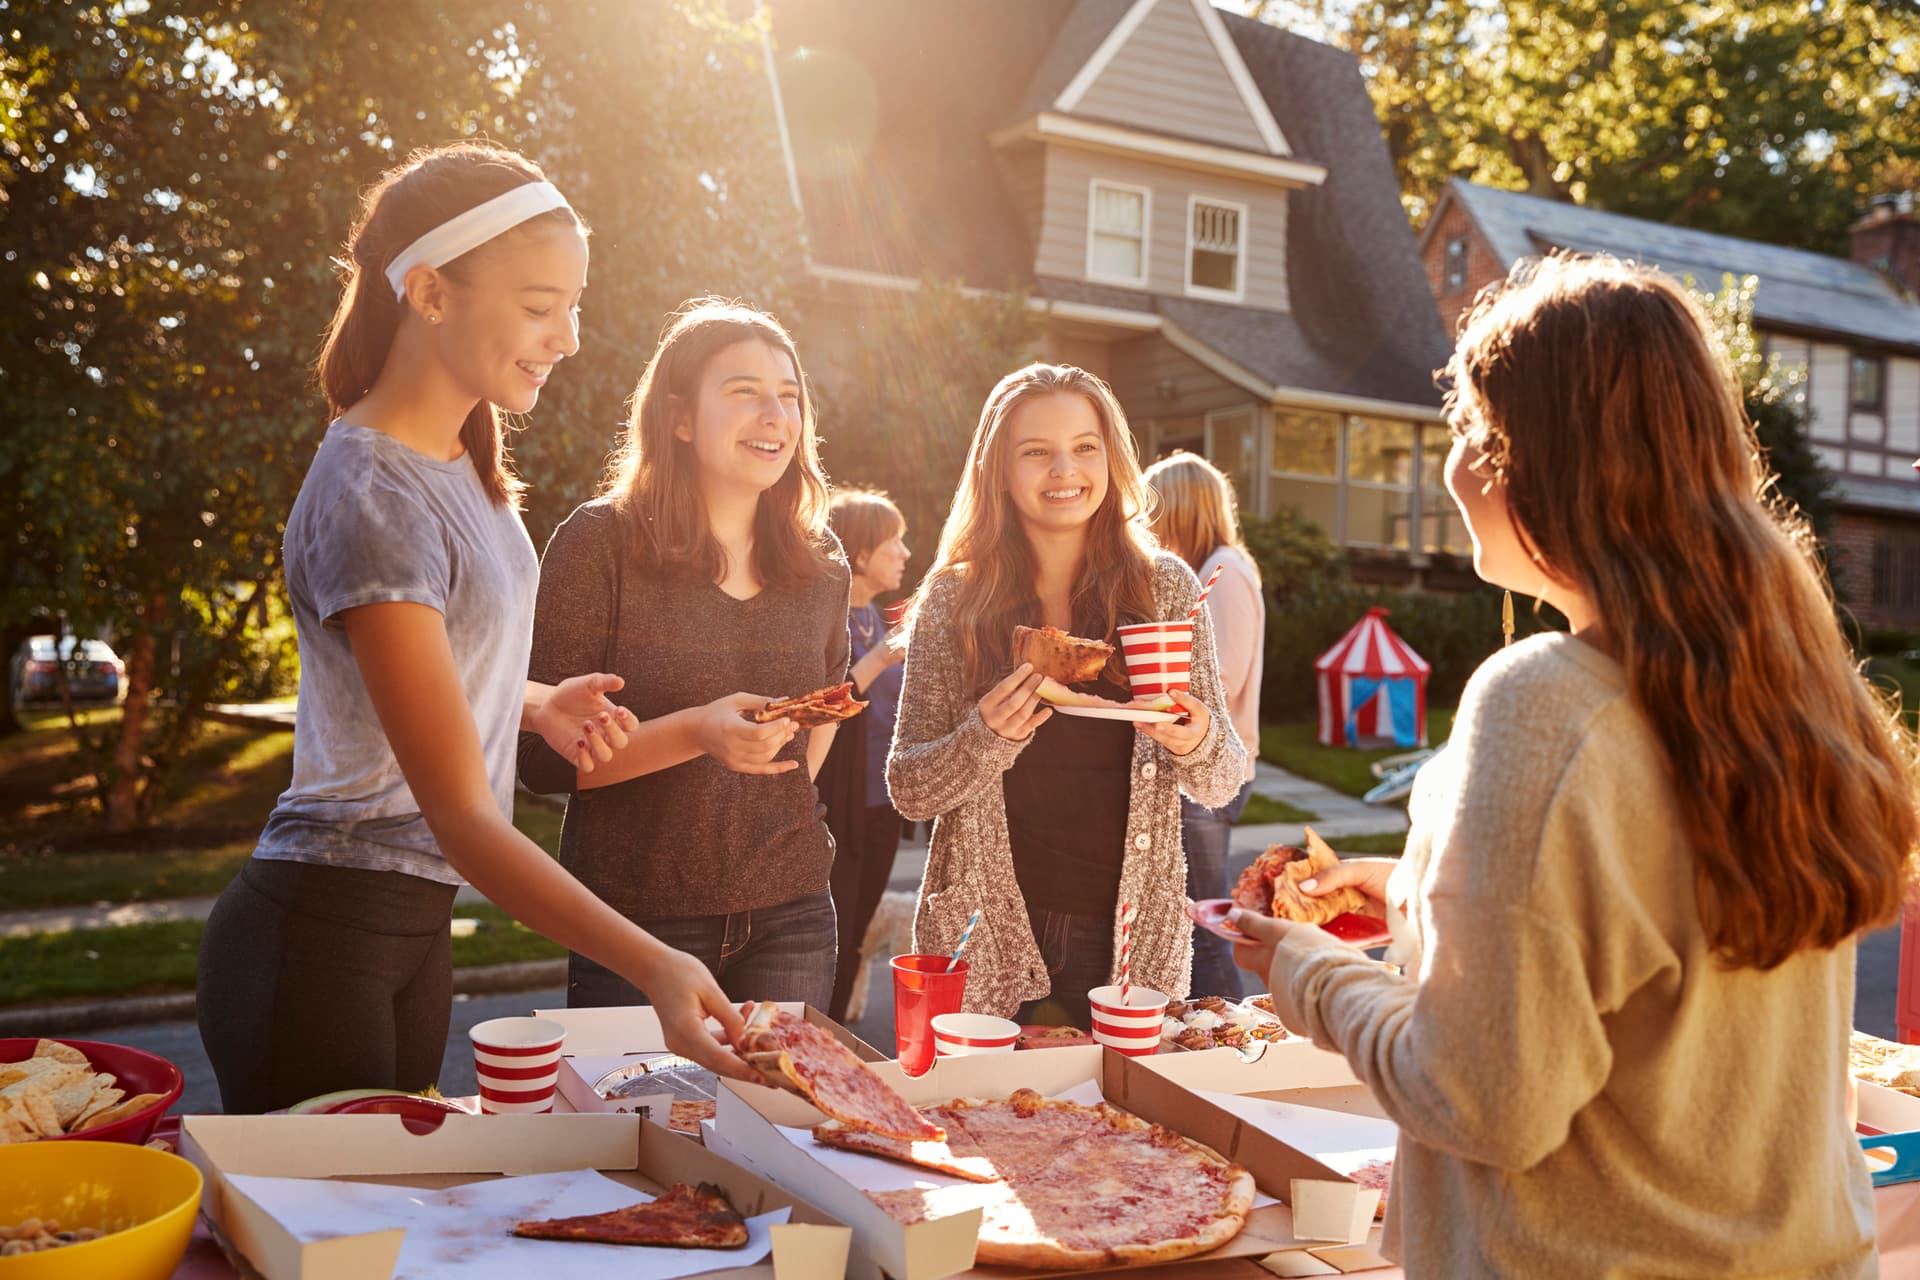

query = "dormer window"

[
  {"left": 1087, "top": 180, "right": 1150, "bottom": 287},
  {"left": 1186, "top": 197, "right": 1246, "bottom": 301}
]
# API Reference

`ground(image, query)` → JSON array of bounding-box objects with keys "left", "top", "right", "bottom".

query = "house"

[
  {"left": 765, "top": 0, "right": 1460, "bottom": 585},
  {"left": 1423, "top": 179, "right": 1920, "bottom": 628}
]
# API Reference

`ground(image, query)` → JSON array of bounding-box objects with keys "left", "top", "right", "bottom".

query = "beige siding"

[
  {"left": 1037, "top": 145, "right": 1289, "bottom": 310},
  {"left": 997, "top": 144, "right": 1047, "bottom": 261},
  {"left": 1104, "top": 330, "right": 1252, "bottom": 420},
  {"left": 1889, "top": 357, "right": 1920, "bottom": 455},
  {"left": 1071, "top": 0, "right": 1267, "bottom": 153},
  {"left": 1808, "top": 343, "right": 1850, "bottom": 444},
  {"left": 1044, "top": 334, "right": 1113, "bottom": 380}
]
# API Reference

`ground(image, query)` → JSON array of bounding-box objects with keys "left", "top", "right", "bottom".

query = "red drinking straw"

[
  {"left": 1119, "top": 900, "right": 1133, "bottom": 1005},
  {"left": 1187, "top": 563, "right": 1226, "bottom": 621}
]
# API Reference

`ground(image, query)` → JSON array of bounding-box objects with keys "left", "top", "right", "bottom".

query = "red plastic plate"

[{"left": 1186, "top": 898, "right": 1391, "bottom": 949}]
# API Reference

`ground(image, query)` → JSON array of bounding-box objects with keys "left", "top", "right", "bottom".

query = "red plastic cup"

[
  {"left": 891, "top": 954, "right": 969, "bottom": 1077},
  {"left": 1116, "top": 621, "right": 1195, "bottom": 699},
  {"left": 880, "top": 599, "right": 910, "bottom": 627}
]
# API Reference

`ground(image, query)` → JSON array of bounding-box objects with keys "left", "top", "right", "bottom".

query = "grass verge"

[
  {"left": 1236, "top": 793, "right": 1317, "bottom": 825},
  {"left": 1258, "top": 709, "right": 1455, "bottom": 799},
  {"left": 0, "top": 904, "right": 564, "bottom": 1007}
]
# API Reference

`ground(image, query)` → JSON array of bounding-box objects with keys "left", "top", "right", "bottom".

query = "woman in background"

[
  {"left": 1144, "top": 451, "right": 1264, "bottom": 999},
  {"left": 819, "top": 488, "right": 911, "bottom": 1020},
  {"left": 1231, "top": 254, "right": 1915, "bottom": 1276}
]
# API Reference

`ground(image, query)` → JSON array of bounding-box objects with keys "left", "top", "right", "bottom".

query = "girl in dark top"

[
  {"left": 886, "top": 364, "right": 1246, "bottom": 1026},
  {"left": 818, "top": 488, "right": 911, "bottom": 1020},
  {"left": 519, "top": 299, "right": 849, "bottom": 1010},
  {"left": 197, "top": 143, "right": 755, "bottom": 1113}
]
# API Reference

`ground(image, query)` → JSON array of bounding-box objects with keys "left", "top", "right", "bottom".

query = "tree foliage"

[
  {"left": 0, "top": 0, "right": 799, "bottom": 827},
  {"left": 1254, "top": 0, "right": 1920, "bottom": 252}
]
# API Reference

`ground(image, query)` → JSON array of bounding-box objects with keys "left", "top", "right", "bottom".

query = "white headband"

[{"left": 384, "top": 181, "right": 573, "bottom": 300}]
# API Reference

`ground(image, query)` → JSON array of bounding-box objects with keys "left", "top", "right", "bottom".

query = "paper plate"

[{"left": 1053, "top": 705, "right": 1181, "bottom": 724}]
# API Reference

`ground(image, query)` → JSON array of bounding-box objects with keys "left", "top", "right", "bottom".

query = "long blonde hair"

[
  {"left": 602, "top": 298, "right": 833, "bottom": 586},
  {"left": 1447, "top": 253, "right": 1918, "bottom": 969},
  {"left": 911, "top": 363, "right": 1160, "bottom": 695},
  {"left": 1144, "top": 450, "right": 1258, "bottom": 583}
]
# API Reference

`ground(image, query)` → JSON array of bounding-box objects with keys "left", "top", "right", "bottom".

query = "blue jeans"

[
  {"left": 567, "top": 890, "right": 839, "bottom": 1011},
  {"left": 1182, "top": 779, "right": 1254, "bottom": 999},
  {"left": 1015, "top": 908, "right": 1118, "bottom": 1029}
]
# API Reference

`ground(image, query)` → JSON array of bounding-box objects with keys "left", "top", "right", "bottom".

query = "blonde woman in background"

[{"left": 1144, "top": 452, "right": 1265, "bottom": 999}]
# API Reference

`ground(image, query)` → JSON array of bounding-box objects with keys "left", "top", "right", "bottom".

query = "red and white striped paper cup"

[
  {"left": 932, "top": 1013, "right": 1020, "bottom": 1057},
  {"left": 469, "top": 1016, "right": 565, "bottom": 1114},
  {"left": 1088, "top": 985, "right": 1169, "bottom": 1057},
  {"left": 1116, "top": 621, "right": 1194, "bottom": 699}
]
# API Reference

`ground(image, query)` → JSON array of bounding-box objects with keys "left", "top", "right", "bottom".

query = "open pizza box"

[
  {"left": 711, "top": 1042, "right": 1385, "bottom": 1280},
  {"left": 534, "top": 1001, "right": 885, "bottom": 1121},
  {"left": 1858, "top": 1079, "right": 1920, "bottom": 1187},
  {"left": 182, "top": 1110, "right": 854, "bottom": 1280}
]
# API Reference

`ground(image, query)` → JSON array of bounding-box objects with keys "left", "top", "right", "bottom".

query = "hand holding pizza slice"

[
  {"left": 740, "top": 681, "right": 868, "bottom": 730},
  {"left": 736, "top": 1002, "right": 943, "bottom": 1142}
]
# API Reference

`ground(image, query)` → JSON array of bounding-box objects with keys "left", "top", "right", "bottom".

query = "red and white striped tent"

[{"left": 1315, "top": 607, "right": 1430, "bottom": 747}]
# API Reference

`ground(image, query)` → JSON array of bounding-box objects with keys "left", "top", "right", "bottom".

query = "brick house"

[
  {"left": 1423, "top": 179, "right": 1920, "bottom": 629},
  {"left": 767, "top": 0, "right": 1460, "bottom": 585}
]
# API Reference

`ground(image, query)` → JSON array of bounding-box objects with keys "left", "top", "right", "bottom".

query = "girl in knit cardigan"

[
  {"left": 887, "top": 363, "right": 1246, "bottom": 1025},
  {"left": 1233, "top": 254, "right": 1918, "bottom": 1277}
]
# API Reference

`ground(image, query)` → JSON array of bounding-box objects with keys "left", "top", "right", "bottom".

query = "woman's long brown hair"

[
  {"left": 1447, "top": 253, "right": 1918, "bottom": 970},
  {"left": 603, "top": 298, "right": 832, "bottom": 586},
  {"left": 315, "top": 141, "right": 583, "bottom": 508},
  {"left": 911, "top": 363, "right": 1160, "bottom": 695}
]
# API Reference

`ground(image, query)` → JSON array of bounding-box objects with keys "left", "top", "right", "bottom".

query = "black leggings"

[{"left": 197, "top": 858, "right": 457, "bottom": 1114}]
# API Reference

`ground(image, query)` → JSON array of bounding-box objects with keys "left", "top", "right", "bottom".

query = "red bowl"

[
  {"left": 0, "top": 1036, "right": 183, "bottom": 1144},
  {"left": 320, "top": 1094, "right": 469, "bottom": 1135}
]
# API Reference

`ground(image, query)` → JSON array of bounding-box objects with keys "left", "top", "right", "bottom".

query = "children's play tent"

[{"left": 1315, "top": 607, "right": 1430, "bottom": 747}]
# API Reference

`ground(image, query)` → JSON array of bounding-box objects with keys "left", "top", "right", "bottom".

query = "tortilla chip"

[
  {"left": 73, "top": 1084, "right": 125, "bottom": 1128},
  {"left": 0, "top": 1068, "right": 27, "bottom": 1091},
  {"left": 48, "top": 1075, "right": 111, "bottom": 1128},
  {"left": 32, "top": 1039, "right": 88, "bottom": 1066},
  {"left": 0, "top": 1061, "right": 87, "bottom": 1098},
  {"left": 14, "top": 1087, "right": 60, "bottom": 1139},
  {"left": 0, "top": 1100, "right": 32, "bottom": 1144},
  {"left": 74, "top": 1092, "right": 163, "bottom": 1132}
]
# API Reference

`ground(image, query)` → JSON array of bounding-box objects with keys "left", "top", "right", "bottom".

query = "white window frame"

[
  {"left": 1185, "top": 195, "right": 1248, "bottom": 302},
  {"left": 1086, "top": 178, "right": 1152, "bottom": 289}
]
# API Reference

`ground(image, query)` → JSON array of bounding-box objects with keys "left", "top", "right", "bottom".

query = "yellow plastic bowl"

[{"left": 0, "top": 1140, "right": 201, "bottom": 1279}]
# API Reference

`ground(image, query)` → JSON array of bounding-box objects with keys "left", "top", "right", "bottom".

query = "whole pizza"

[{"left": 850, "top": 1088, "right": 1254, "bottom": 1270}]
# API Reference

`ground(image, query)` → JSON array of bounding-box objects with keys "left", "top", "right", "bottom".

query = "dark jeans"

[
  {"left": 1014, "top": 907, "right": 1117, "bottom": 1029},
  {"left": 197, "top": 857, "right": 458, "bottom": 1114},
  {"left": 827, "top": 804, "right": 904, "bottom": 1022},
  {"left": 568, "top": 889, "right": 839, "bottom": 1011},
  {"left": 1182, "top": 779, "right": 1254, "bottom": 999}
]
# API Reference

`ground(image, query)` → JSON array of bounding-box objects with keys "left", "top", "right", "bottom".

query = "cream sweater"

[
  {"left": 886, "top": 553, "right": 1248, "bottom": 1016},
  {"left": 1198, "top": 545, "right": 1263, "bottom": 784},
  {"left": 1279, "top": 634, "right": 1875, "bottom": 1278}
]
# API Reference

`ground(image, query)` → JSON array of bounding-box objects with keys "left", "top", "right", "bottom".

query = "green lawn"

[
  {"left": 0, "top": 904, "right": 564, "bottom": 1006},
  {"left": 1259, "top": 708, "right": 1456, "bottom": 800},
  {"left": 1236, "top": 792, "right": 1317, "bottom": 825},
  {"left": 1330, "top": 831, "right": 1410, "bottom": 856}
]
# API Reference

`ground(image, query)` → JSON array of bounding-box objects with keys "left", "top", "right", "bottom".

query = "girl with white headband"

[{"left": 197, "top": 142, "right": 759, "bottom": 1112}]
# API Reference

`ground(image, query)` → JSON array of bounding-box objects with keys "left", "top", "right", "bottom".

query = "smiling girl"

[
  {"left": 887, "top": 363, "right": 1246, "bottom": 1026},
  {"left": 197, "top": 144, "right": 752, "bottom": 1114},
  {"left": 519, "top": 299, "right": 849, "bottom": 1010}
]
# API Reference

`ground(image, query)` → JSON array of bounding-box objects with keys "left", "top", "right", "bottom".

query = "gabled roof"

[
  {"left": 768, "top": 0, "right": 1448, "bottom": 410},
  {"left": 1441, "top": 179, "right": 1920, "bottom": 352}
]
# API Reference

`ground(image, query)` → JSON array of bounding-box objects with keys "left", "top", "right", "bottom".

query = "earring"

[{"left": 428, "top": 314, "right": 441, "bottom": 325}]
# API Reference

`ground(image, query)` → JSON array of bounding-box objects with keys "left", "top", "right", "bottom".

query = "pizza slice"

[
  {"left": 812, "top": 1116, "right": 1003, "bottom": 1182},
  {"left": 737, "top": 1003, "right": 942, "bottom": 1142},
  {"left": 742, "top": 682, "right": 867, "bottom": 729},
  {"left": 511, "top": 1182, "right": 748, "bottom": 1249},
  {"left": 1234, "top": 828, "right": 1372, "bottom": 926},
  {"left": 1012, "top": 625, "right": 1114, "bottom": 685}
]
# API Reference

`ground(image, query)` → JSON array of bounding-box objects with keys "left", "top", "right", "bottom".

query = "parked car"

[{"left": 10, "top": 635, "right": 126, "bottom": 707}]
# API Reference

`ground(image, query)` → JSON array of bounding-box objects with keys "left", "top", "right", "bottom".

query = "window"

[
  {"left": 1087, "top": 181, "right": 1149, "bottom": 287},
  {"left": 1186, "top": 197, "right": 1246, "bottom": 299},
  {"left": 1443, "top": 235, "right": 1470, "bottom": 292},
  {"left": 1269, "top": 408, "right": 1340, "bottom": 537},
  {"left": 1418, "top": 424, "right": 1469, "bottom": 554},
  {"left": 1873, "top": 529, "right": 1920, "bottom": 616},
  {"left": 1852, "top": 353, "right": 1886, "bottom": 411},
  {"left": 1205, "top": 407, "right": 1256, "bottom": 508},
  {"left": 1344, "top": 416, "right": 1416, "bottom": 549}
]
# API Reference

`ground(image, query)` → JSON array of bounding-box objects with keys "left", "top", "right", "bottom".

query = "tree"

[
  {"left": 0, "top": 0, "right": 801, "bottom": 828},
  {"left": 811, "top": 280, "right": 1039, "bottom": 565},
  {"left": 1253, "top": 0, "right": 1920, "bottom": 253}
]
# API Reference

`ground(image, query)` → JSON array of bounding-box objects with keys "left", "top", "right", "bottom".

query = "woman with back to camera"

[
  {"left": 1231, "top": 254, "right": 1917, "bottom": 1277},
  {"left": 197, "top": 143, "right": 754, "bottom": 1114},
  {"left": 1143, "top": 451, "right": 1264, "bottom": 1000},
  {"left": 817, "top": 488, "right": 911, "bottom": 1021},
  {"left": 888, "top": 363, "right": 1246, "bottom": 1028},
  {"left": 519, "top": 300, "right": 850, "bottom": 1012}
]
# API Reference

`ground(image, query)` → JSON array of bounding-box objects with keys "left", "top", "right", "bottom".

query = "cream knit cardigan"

[{"left": 886, "top": 552, "right": 1248, "bottom": 1017}]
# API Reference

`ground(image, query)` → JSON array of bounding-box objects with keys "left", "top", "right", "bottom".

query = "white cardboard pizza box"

[
  {"left": 182, "top": 1111, "right": 852, "bottom": 1280},
  {"left": 713, "top": 1043, "right": 1375, "bottom": 1279},
  {"left": 535, "top": 1002, "right": 885, "bottom": 1119}
]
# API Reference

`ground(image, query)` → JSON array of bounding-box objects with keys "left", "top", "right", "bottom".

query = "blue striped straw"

[{"left": 947, "top": 909, "right": 982, "bottom": 973}]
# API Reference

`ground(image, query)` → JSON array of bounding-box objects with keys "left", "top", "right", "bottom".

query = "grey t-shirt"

[{"left": 255, "top": 421, "right": 537, "bottom": 885}]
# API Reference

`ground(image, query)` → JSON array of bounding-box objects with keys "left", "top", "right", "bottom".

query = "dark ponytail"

[{"left": 313, "top": 141, "right": 583, "bottom": 508}]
